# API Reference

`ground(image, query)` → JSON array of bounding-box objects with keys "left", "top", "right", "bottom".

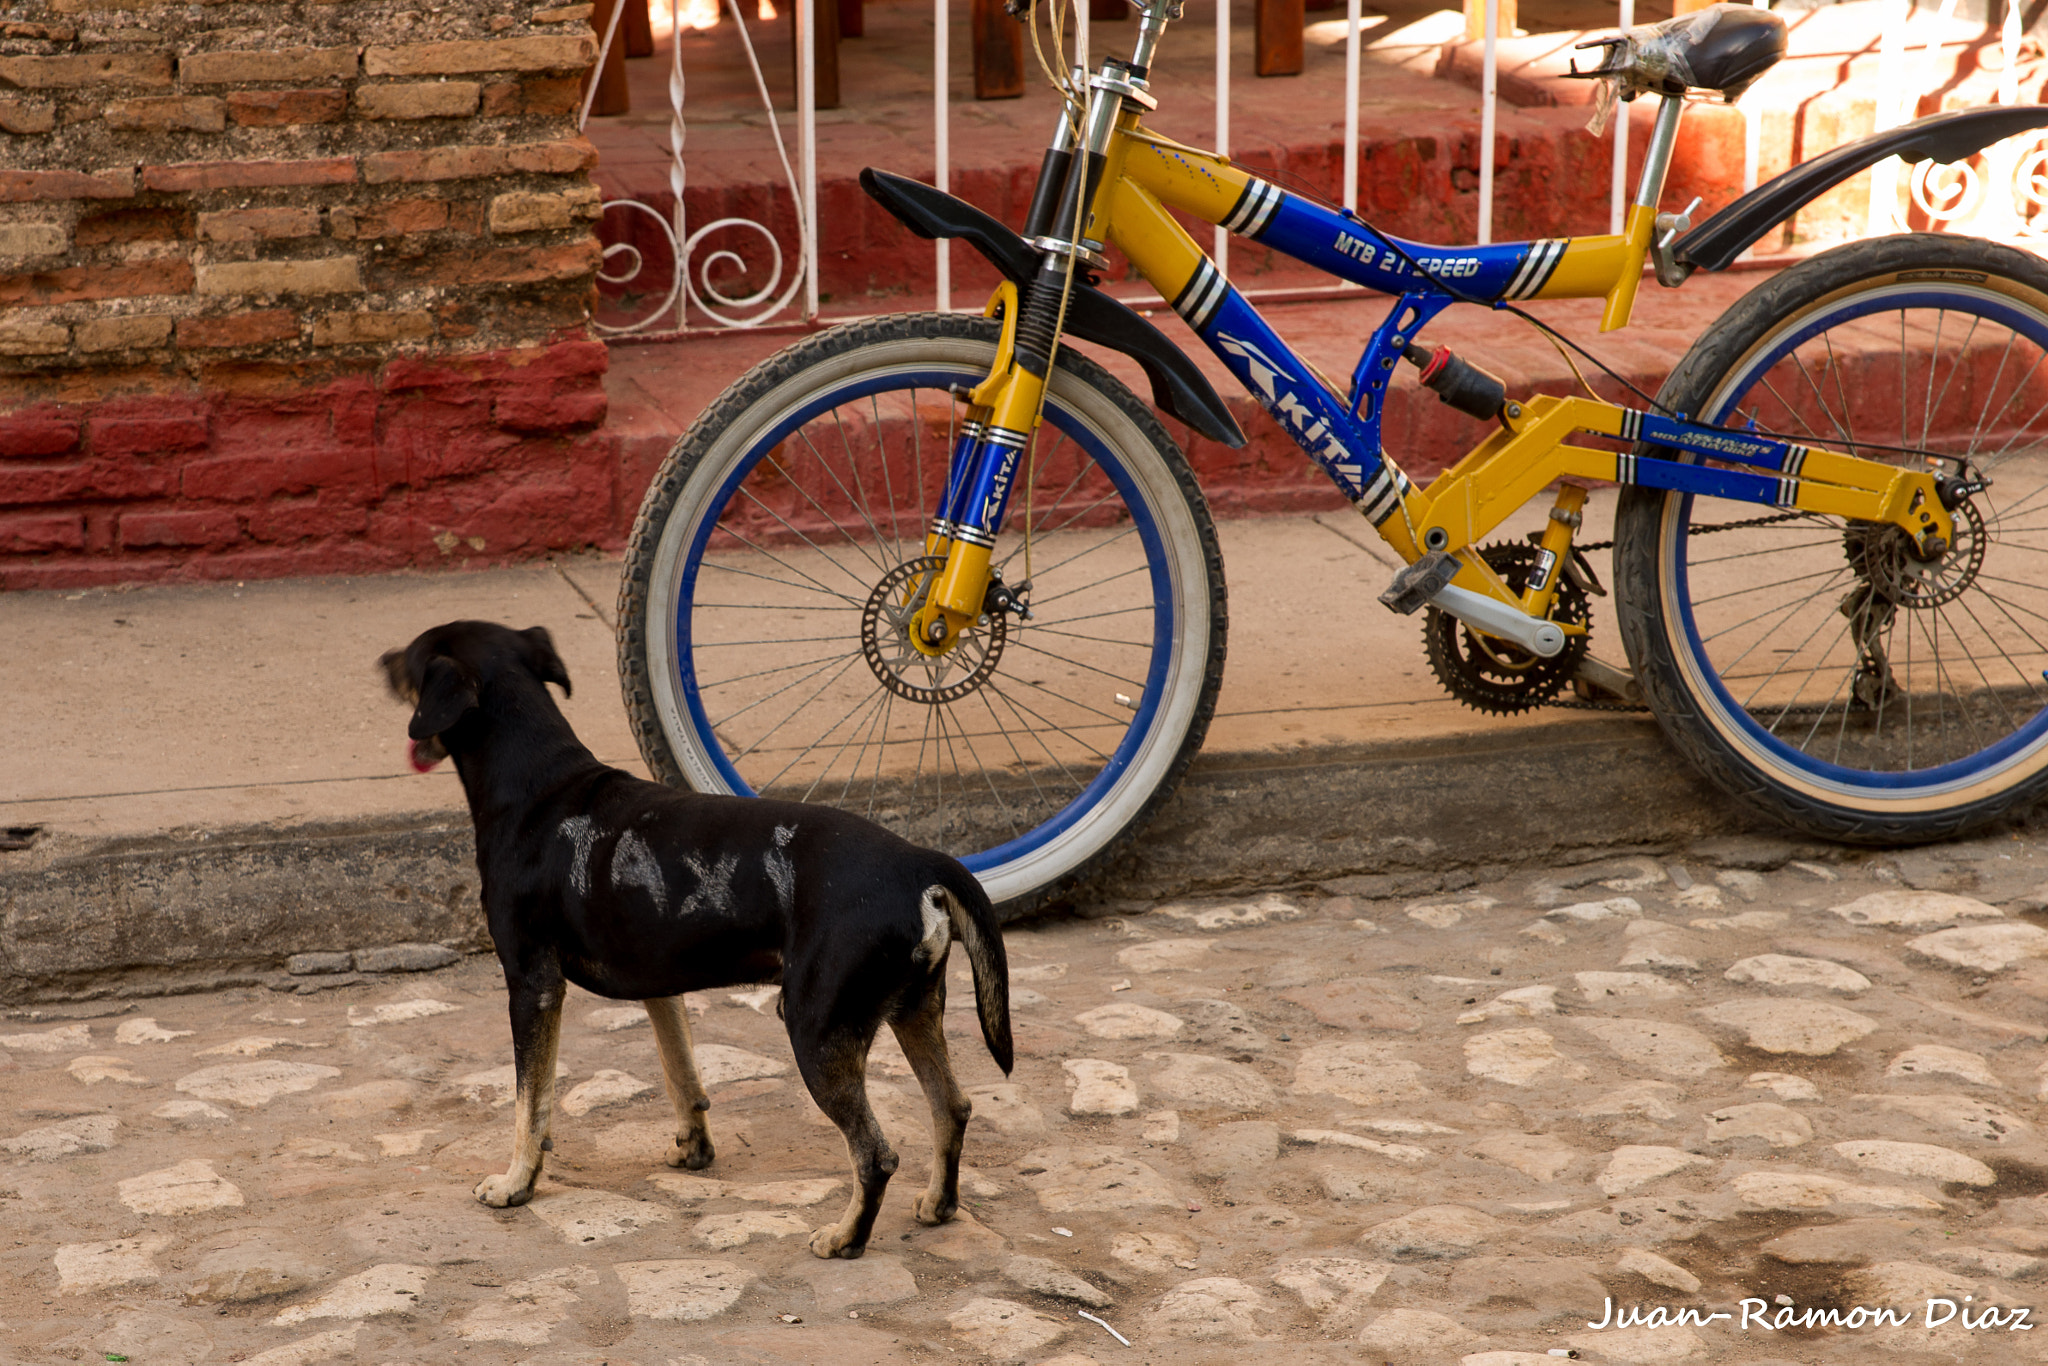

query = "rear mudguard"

[
  {"left": 860, "top": 168, "right": 1248, "bottom": 449},
  {"left": 1677, "top": 105, "right": 2048, "bottom": 271}
]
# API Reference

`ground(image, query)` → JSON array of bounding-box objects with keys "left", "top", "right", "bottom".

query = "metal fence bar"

[
  {"left": 936, "top": 0, "right": 951, "bottom": 310},
  {"left": 1478, "top": 0, "right": 1497, "bottom": 244},
  {"left": 1216, "top": 0, "right": 1230, "bottom": 272},
  {"left": 1610, "top": 0, "right": 1631, "bottom": 233},
  {"left": 800, "top": 0, "right": 819, "bottom": 318},
  {"left": 1343, "top": 0, "right": 1360, "bottom": 211}
]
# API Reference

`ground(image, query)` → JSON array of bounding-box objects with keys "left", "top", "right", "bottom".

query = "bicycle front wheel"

[
  {"left": 618, "top": 312, "right": 1227, "bottom": 912},
  {"left": 1615, "top": 234, "right": 2048, "bottom": 839}
]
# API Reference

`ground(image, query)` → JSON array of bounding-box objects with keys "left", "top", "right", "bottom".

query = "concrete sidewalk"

[{"left": 0, "top": 494, "right": 1751, "bottom": 1003}]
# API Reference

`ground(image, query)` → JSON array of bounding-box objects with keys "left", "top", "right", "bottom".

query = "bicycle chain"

[{"left": 1539, "top": 510, "right": 1813, "bottom": 713}]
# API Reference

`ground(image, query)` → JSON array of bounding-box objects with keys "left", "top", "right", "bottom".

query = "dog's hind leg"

[
  {"left": 477, "top": 968, "right": 565, "bottom": 1208},
  {"left": 794, "top": 1033, "right": 897, "bottom": 1259},
  {"left": 643, "top": 994, "right": 714, "bottom": 1170},
  {"left": 890, "top": 986, "right": 971, "bottom": 1227}
]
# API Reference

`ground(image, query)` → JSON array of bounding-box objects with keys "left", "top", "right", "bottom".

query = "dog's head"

[{"left": 379, "top": 621, "right": 572, "bottom": 771}]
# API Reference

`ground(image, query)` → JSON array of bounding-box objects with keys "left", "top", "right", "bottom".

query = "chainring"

[{"left": 1423, "top": 541, "right": 1592, "bottom": 715}]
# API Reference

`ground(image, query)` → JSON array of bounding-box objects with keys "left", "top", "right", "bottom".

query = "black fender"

[
  {"left": 1676, "top": 105, "right": 2048, "bottom": 272},
  {"left": 860, "top": 168, "right": 1247, "bottom": 449}
]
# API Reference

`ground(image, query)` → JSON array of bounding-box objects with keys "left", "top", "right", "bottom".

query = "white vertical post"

[
  {"left": 669, "top": 2, "right": 687, "bottom": 328},
  {"left": 799, "top": 0, "right": 819, "bottom": 318},
  {"left": 1478, "top": 0, "right": 1497, "bottom": 244},
  {"left": 2003, "top": 0, "right": 2021, "bottom": 107},
  {"left": 1215, "top": 0, "right": 1229, "bottom": 272},
  {"left": 1867, "top": 0, "right": 1909, "bottom": 236},
  {"left": 1610, "top": 0, "right": 1631, "bottom": 233},
  {"left": 1343, "top": 0, "right": 1360, "bottom": 211},
  {"left": 935, "top": 0, "right": 950, "bottom": 310},
  {"left": 1740, "top": 0, "right": 1765, "bottom": 197}
]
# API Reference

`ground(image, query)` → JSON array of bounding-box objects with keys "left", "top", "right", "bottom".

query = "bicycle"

[{"left": 617, "top": 0, "right": 2048, "bottom": 914}]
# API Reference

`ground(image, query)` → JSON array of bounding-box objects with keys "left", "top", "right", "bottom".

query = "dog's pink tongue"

[{"left": 407, "top": 738, "right": 439, "bottom": 774}]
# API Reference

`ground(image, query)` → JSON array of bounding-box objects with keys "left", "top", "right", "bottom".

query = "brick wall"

[{"left": 0, "top": 4, "right": 620, "bottom": 589}]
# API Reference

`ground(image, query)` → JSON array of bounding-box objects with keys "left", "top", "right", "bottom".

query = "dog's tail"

[{"left": 932, "top": 864, "right": 1012, "bottom": 1075}]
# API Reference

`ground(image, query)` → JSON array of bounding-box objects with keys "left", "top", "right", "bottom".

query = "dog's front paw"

[
  {"left": 666, "top": 1132, "right": 715, "bottom": 1171},
  {"left": 809, "top": 1224, "right": 866, "bottom": 1259},
  {"left": 912, "top": 1191, "right": 957, "bottom": 1226},
  {"left": 474, "top": 1172, "right": 536, "bottom": 1208}
]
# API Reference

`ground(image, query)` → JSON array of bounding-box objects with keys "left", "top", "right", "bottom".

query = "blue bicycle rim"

[
  {"left": 1672, "top": 283, "right": 2048, "bottom": 794},
  {"left": 671, "top": 363, "right": 1175, "bottom": 876}
]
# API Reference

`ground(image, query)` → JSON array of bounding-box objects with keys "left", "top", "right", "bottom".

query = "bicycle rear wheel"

[
  {"left": 618, "top": 312, "right": 1227, "bottom": 911},
  {"left": 1615, "top": 234, "right": 2048, "bottom": 839}
]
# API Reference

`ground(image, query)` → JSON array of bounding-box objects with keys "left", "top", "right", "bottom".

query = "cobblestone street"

[{"left": 9, "top": 834, "right": 2048, "bottom": 1365}]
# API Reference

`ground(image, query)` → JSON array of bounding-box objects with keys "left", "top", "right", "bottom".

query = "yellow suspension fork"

[
  {"left": 907, "top": 50, "right": 1142, "bottom": 654},
  {"left": 909, "top": 281, "right": 1047, "bottom": 656}
]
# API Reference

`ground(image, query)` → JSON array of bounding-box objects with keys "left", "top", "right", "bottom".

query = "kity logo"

[{"left": 1214, "top": 331, "right": 1363, "bottom": 489}]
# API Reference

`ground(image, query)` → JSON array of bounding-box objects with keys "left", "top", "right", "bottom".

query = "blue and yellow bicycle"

[{"left": 620, "top": 2, "right": 2048, "bottom": 911}]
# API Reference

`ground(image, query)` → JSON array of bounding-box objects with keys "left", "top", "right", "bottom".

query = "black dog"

[{"left": 381, "top": 620, "right": 1011, "bottom": 1258}]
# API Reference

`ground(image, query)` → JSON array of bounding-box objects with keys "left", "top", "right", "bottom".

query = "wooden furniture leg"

[
  {"left": 624, "top": 0, "right": 655, "bottom": 57},
  {"left": 792, "top": 0, "right": 842, "bottom": 110},
  {"left": 1255, "top": 0, "right": 1303, "bottom": 76},
  {"left": 972, "top": 0, "right": 1025, "bottom": 99},
  {"left": 585, "top": 0, "right": 633, "bottom": 115}
]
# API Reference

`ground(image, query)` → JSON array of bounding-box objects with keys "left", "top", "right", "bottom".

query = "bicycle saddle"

[{"left": 1567, "top": 3, "right": 1787, "bottom": 102}]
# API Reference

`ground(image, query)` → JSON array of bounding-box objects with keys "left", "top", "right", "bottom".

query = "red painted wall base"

[{"left": 0, "top": 339, "right": 624, "bottom": 591}]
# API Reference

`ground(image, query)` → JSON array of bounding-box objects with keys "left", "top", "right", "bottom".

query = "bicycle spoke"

[
  {"left": 786, "top": 685, "right": 890, "bottom": 803},
  {"left": 987, "top": 681, "right": 1114, "bottom": 767},
  {"left": 833, "top": 685, "right": 894, "bottom": 807},
  {"left": 708, "top": 523, "right": 874, "bottom": 607},
  {"left": 765, "top": 439, "right": 890, "bottom": 575},
  {"left": 1923, "top": 314, "right": 1981, "bottom": 448},
  {"left": 695, "top": 633, "right": 860, "bottom": 648},
  {"left": 1791, "top": 650, "right": 1854, "bottom": 754},
  {"left": 1002, "top": 508, "right": 1138, "bottom": 586},
  {"left": 1697, "top": 564, "right": 1850, "bottom": 651},
  {"left": 1946, "top": 596, "right": 2024, "bottom": 733},
  {"left": 976, "top": 687, "right": 1058, "bottom": 815},
  {"left": 1692, "top": 562, "right": 1848, "bottom": 608},
  {"left": 1026, "top": 560, "right": 1151, "bottom": 611},
  {"left": 1965, "top": 330, "right": 2022, "bottom": 458},
  {"left": 1688, "top": 537, "right": 1841, "bottom": 567},
  {"left": 995, "top": 670, "right": 1131, "bottom": 729},
  {"left": 864, "top": 689, "right": 896, "bottom": 821},
  {"left": 1007, "top": 637, "right": 1149, "bottom": 690},
  {"left": 1821, "top": 331, "right": 1861, "bottom": 457},
  {"left": 1743, "top": 585, "right": 1857, "bottom": 717},
  {"left": 1756, "top": 374, "right": 1838, "bottom": 448},
  {"left": 724, "top": 653, "right": 867, "bottom": 764},
  {"left": 703, "top": 648, "right": 855, "bottom": 698},
  {"left": 1023, "top": 625, "right": 1152, "bottom": 650}
]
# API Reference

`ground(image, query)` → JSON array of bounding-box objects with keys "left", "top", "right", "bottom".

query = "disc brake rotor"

[
  {"left": 1841, "top": 496, "right": 1986, "bottom": 610},
  {"left": 1423, "top": 541, "right": 1591, "bottom": 715},
  {"left": 861, "top": 555, "right": 1007, "bottom": 704}
]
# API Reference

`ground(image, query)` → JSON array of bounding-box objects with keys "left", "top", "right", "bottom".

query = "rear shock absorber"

[{"left": 1403, "top": 342, "right": 1508, "bottom": 423}]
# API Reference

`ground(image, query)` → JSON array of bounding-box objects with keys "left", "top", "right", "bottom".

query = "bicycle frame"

[{"left": 906, "top": 1, "right": 1956, "bottom": 659}]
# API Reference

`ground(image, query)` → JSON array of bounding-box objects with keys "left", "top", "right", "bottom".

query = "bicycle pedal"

[{"left": 1380, "top": 551, "right": 1460, "bottom": 615}]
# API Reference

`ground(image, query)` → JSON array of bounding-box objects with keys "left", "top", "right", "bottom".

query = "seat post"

[{"left": 1634, "top": 94, "right": 1686, "bottom": 212}]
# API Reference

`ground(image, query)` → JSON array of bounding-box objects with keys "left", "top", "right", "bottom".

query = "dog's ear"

[
  {"left": 520, "top": 625, "right": 572, "bottom": 699},
  {"left": 409, "top": 655, "right": 479, "bottom": 739},
  {"left": 378, "top": 648, "right": 411, "bottom": 700}
]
